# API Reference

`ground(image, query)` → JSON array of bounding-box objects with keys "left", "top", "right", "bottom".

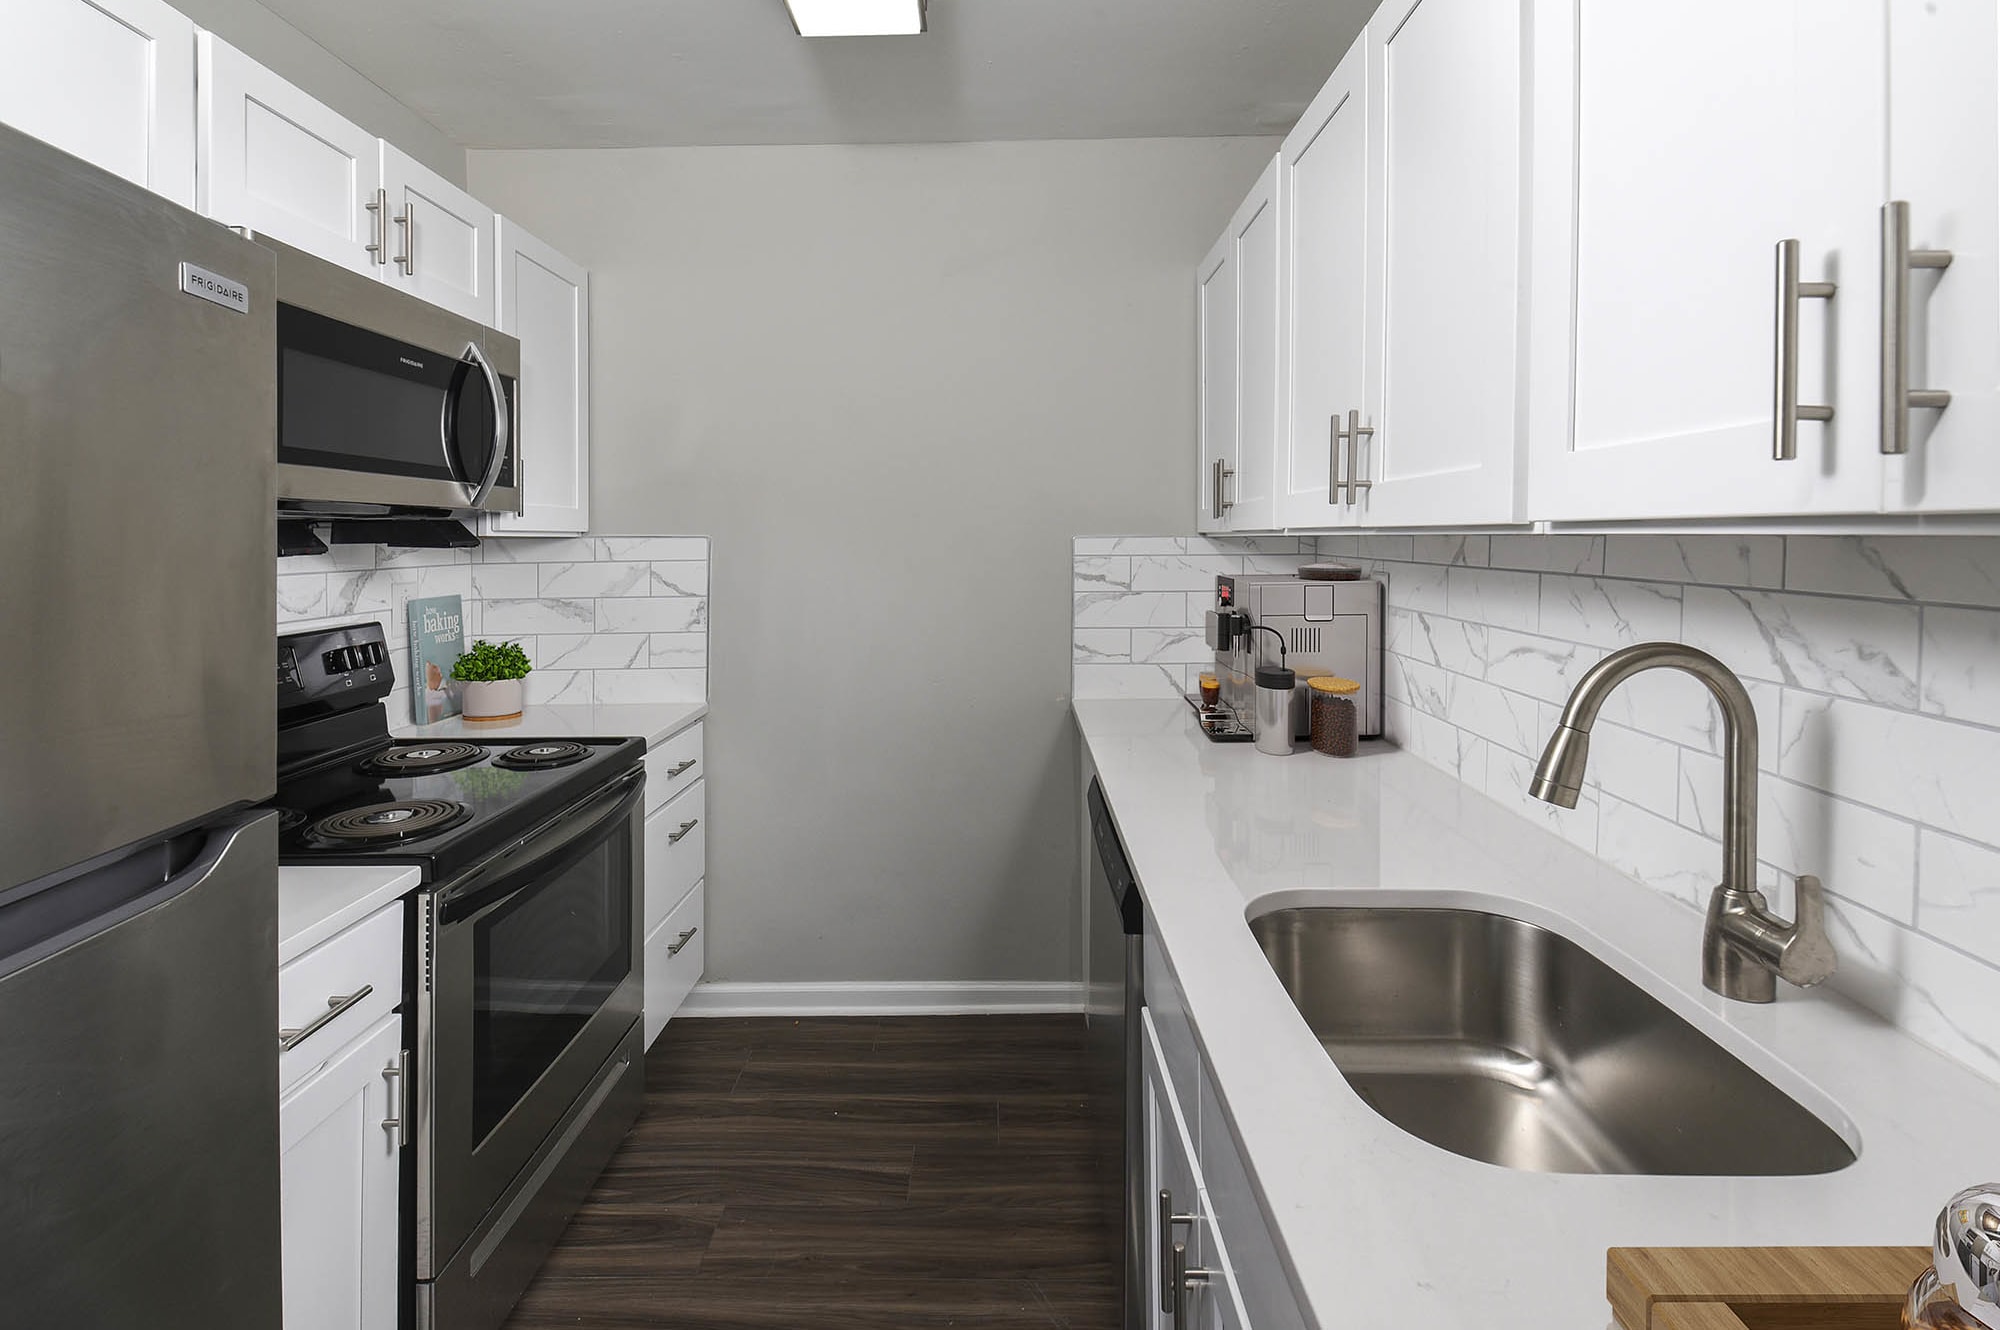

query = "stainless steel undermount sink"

[{"left": 1249, "top": 907, "right": 1856, "bottom": 1176}]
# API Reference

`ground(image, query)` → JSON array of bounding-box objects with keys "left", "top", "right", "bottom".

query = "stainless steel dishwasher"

[{"left": 1086, "top": 777, "right": 1145, "bottom": 1330}]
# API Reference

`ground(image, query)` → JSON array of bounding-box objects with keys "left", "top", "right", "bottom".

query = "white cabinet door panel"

[
  {"left": 644, "top": 780, "right": 704, "bottom": 937},
  {"left": 485, "top": 218, "right": 591, "bottom": 536},
  {"left": 198, "top": 34, "right": 380, "bottom": 275},
  {"left": 1280, "top": 42, "right": 1371, "bottom": 528},
  {"left": 0, "top": 0, "right": 195, "bottom": 204},
  {"left": 381, "top": 142, "right": 494, "bottom": 326},
  {"left": 1232, "top": 156, "right": 1283, "bottom": 533},
  {"left": 1885, "top": 0, "right": 2000, "bottom": 512},
  {"left": 643, "top": 879, "right": 705, "bottom": 1048},
  {"left": 1197, "top": 227, "right": 1238, "bottom": 535},
  {"left": 279, "top": 1014, "right": 402, "bottom": 1330},
  {"left": 1527, "top": 1, "right": 1887, "bottom": 520},
  {"left": 1358, "top": 0, "right": 1524, "bottom": 528}
]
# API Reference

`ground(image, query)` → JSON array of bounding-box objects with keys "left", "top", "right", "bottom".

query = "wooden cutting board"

[{"left": 1607, "top": 1247, "right": 1931, "bottom": 1330}]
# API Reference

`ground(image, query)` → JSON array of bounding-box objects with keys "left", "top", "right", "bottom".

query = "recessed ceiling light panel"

[{"left": 784, "top": 0, "right": 926, "bottom": 37}]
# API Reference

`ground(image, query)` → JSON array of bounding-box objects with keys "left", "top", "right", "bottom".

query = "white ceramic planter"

[{"left": 461, "top": 677, "right": 525, "bottom": 721}]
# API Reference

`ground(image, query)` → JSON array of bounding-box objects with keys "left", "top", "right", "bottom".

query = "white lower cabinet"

[
  {"left": 644, "top": 880, "right": 705, "bottom": 1047},
  {"left": 279, "top": 1012, "right": 403, "bottom": 1330},
  {"left": 642, "top": 724, "right": 707, "bottom": 1046},
  {"left": 1141, "top": 1009, "right": 1259, "bottom": 1330},
  {"left": 278, "top": 899, "right": 407, "bottom": 1330}
]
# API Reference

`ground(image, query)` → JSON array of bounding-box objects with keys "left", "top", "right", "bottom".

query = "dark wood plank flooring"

[{"left": 504, "top": 1015, "right": 1122, "bottom": 1330}]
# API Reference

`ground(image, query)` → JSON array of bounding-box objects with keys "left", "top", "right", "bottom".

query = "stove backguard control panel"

[{"left": 278, "top": 622, "right": 395, "bottom": 717}]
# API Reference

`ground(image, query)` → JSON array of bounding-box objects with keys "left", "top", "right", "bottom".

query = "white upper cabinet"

[
  {"left": 1525, "top": 1, "right": 1888, "bottom": 522},
  {"left": 1232, "top": 157, "right": 1283, "bottom": 534},
  {"left": 198, "top": 33, "right": 382, "bottom": 275},
  {"left": 1198, "top": 155, "right": 1282, "bottom": 534},
  {"left": 0, "top": 0, "right": 195, "bottom": 204},
  {"left": 1279, "top": 42, "right": 1371, "bottom": 529},
  {"left": 1196, "top": 227, "right": 1239, "bottom": 534},
  {"left": 380, "top": 142, "right": 495, "bottom": 326},
  {"left": 1353, "top": 0, "right": 1525, "bottom": 528},
  {"left": 487, "top": 218, "right": 591, "bottom": 536},
  {"left": 1884, "top": 0, "right": 2000, "bottom": 513}
]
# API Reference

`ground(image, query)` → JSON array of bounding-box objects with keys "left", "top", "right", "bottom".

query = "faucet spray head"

[{"left": 1529, "top": 724, "right": 1591, "bottom": 809}]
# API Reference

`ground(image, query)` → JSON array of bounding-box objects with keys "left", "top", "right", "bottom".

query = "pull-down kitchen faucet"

[{"left": 1529, "top": 642, "right": 1836, "bottom": 1003}]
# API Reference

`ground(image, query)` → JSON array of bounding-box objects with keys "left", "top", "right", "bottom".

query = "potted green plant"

[{"left": 451, "top": 640, "right": 532, "bottom": 721}]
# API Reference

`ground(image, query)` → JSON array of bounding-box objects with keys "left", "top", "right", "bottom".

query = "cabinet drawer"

[
  {"left": 644, "top": 724, "right": 703, "bottom": 814},
  {"left": 644, "top": 780, "right": 704, "bottom": 936},
  {"left": 643, "top": 880, "right": 704, "bottom": 1048},
  {"left": 279, "top": 900, "right": 403, "bottom": 1092}
]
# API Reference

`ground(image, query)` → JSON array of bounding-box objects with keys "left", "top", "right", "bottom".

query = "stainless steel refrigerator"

[{"left": 0, "top": 124, "right": 283, "bottom": 1326}]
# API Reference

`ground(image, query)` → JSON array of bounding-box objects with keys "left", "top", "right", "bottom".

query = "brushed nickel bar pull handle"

[
  {"left": 1348, "top": 410, "right": 1375, "bottom": 503},
  {"left": 1771, "top": 239, "right": 1836, "bottom": 461},
  {"left": 1159, "top": 1190, "right": 1198, "bottom": 1304},
  {"left": 380, "top": 1049, "right": 408, "bottom": 1146},
  {"left": 364, "top": 188, "right": 388, "bottom": 265},
  {"left": 1881, "top": 200, "right": 1953, "bottom": 455},
  {"left": 667, "top": 926, "right": 699, "bottom": 957},
  {"left": 1210, "top": 457, "right": 1234, "bottom": 521},
  {"left": 1327, "top": 414, "right": 1349, "bottom": 506},
  {"left": 279, "top": 984, "right": 374, "bottom": 1052},
  {"left": 668, "top": 818, "right": 700, "bottom": 845},
  {"left": 1171, "top": 1241, "right": 1214, "bottom": 1323},
  {"left": 394, "top": 207, "right": 414, "bottom": 276},
  {"left": 665, "top": 758, "right": 698, "bottom": 778}
]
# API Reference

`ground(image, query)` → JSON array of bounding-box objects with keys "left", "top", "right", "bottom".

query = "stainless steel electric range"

[{"left": 274, "top": 621, "right": 646, "bottom": 1330}]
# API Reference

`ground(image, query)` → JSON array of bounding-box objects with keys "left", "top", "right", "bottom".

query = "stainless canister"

[{"left": 1254, "top": 665, "right": 1298, "bottom": 756}]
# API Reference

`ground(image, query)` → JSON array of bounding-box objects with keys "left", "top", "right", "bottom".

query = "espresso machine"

[{"left": 1202, "top": 573, "right": 1385, "bottom": 742}]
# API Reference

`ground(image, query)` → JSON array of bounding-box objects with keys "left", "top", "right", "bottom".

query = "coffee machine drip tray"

[{"left": 1185, "top": 693, "right": 1255, "bottom": 743}]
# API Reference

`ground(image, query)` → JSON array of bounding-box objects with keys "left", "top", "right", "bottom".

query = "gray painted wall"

[
  {"left": 176, "top": 0, "right": 464, "bottom": 184},
  {"left": 467, "top": 137, "right": 1274, "bottom": 985}
]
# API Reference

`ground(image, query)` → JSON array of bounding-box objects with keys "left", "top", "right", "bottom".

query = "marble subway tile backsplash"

[
  {"left": 1070, "top": 536, "right": 1318, "bottom": 699},
  {"left": 277, "top": 535, "right": 709, "bottom": 720},
  {"left": 1322, "top": 531, "right": 2000, "bottom": 1083}
]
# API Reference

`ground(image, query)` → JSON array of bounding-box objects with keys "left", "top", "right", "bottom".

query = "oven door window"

[
  {"left": 470, "top": 827, "right": 632, "bottom": 1143},
  {"left": 277, "top": 303, "right": 513, "bottom": 487}
]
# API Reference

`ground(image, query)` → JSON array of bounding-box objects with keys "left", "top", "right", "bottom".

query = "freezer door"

[
  {"left": 0, "top": 812, "right": 282, "bottom": 1328},
  {"left": 0, "top": 124, "right": 277, "bottom": 892}
]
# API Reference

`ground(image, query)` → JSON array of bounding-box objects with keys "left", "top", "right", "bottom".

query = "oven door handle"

[{"left": 439, "top": 768, "right": 645, "bottom": 921}]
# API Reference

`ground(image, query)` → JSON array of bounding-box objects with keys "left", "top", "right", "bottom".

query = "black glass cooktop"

[{"left": 274, "top": 734, "right": 645, "bottom": 881}]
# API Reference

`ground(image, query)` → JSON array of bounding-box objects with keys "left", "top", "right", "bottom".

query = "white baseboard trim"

[{"left": 677, "top": 980, "right": 1086, "bottom": 1018}]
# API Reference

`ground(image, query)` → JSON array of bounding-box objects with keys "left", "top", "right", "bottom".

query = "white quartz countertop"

[
  {"left": 278, "top": 864, "right": 421, "bottom": 967},
  {"left": 399, "top": 702, "right": 706, "bottom": 750},
  {"left": 1075, "top": 698, "right": 1996, "bottom": 1329}
]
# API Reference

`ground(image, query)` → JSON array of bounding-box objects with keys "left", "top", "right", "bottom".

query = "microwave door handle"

[{"left": 461, "top": 341, "right": 511, "bottom": 511}]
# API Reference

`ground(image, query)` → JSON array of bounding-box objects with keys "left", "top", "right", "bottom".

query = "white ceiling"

[{"left": 254, "top": 0, "right": 1368, "bottom": 149}]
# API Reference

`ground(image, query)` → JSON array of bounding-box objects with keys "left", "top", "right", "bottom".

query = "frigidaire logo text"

[
  {"left": 400, "top": 357, "right": 425, "bottom": 369},
  {"left": 187, "top": 272, "right": 244, "bottom": 307}
]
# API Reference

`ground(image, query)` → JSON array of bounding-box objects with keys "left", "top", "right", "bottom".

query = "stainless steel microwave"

[{"left": 263, "top": 236, "right": 522, "bottom": 518}]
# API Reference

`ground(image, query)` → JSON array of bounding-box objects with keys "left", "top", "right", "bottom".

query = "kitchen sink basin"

[{"left": 1249, "top": 907, "right": 1855, "bottom": 1176}]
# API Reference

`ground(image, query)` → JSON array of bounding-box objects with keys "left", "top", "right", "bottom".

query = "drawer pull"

[
  {"left": 1160, "top": 1190, "right": 1198, "bottom": 1304},
  {"left": 381, "top": 1049, "right": 409, "bottom": 1147},
  {"left": 668, "top": 818, "right": 700, "bottom": 845},
  {"left": 279, "top": 984, "right": 374, "bottom": 1052},
  {"left": 667, "top": 926, "right": 699, "bottom": 957},
  {"left": 1880, "top": 200, "right": 1954, "bottom": 455},
  {"left": 1771, "top": 238, "right": 1836, "bottom": 461},
  {"left": 1172, "top": 1240, "right": 1214, "bottom": 1324},
  {"left": 664, "top": 758, "right": 698, "bottom": 778}
]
